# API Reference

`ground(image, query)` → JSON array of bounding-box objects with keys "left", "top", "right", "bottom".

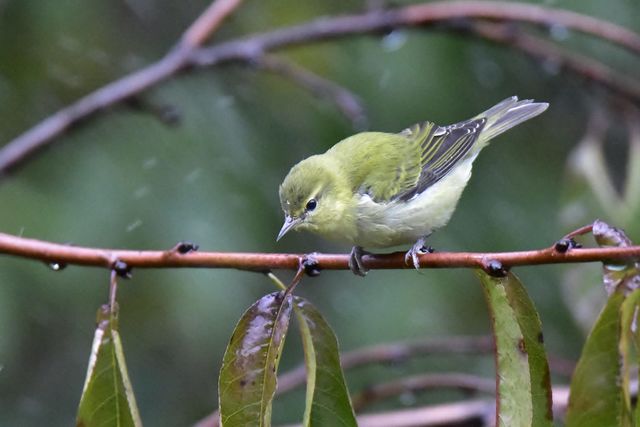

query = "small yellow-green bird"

[{"left": 277, "top": 96, "right": 548, "bottom": 275}]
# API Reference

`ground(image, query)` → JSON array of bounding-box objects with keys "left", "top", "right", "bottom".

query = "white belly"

[{"left": 352, "top": 159, "right": 473, "bottom": 248}]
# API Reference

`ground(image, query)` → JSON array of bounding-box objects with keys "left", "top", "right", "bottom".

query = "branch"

[
  {"left": 0, "top": 0, "right": 244, "bottom": 176},
  {"left": 256, "top": 55, "right": 368, "bottom": 129},
  {"left": 3, "top": 1, "right": 640, "bottom": 175},
  {"left": 1, "top": 231, "right": 639, "bottom": 273},
  {"left": 195, "top": 333, "right": 574, "bottom": 427},
  {"left": 351, "top": 373, "right": 496, "bottom": 411},
  {"left": 467, "top": 22, "right": 640, "bottom": 102},
  {"left": 194, "top": 335, "right": 495, "bottom": 427}
]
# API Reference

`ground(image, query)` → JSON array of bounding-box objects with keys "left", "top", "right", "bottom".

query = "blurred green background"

[{"left": 1, "top": 0, "right": 639, "bottom": 425}]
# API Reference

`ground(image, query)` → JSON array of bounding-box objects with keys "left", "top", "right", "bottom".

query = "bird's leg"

[
  {"left": 349, "top": 246, "right": 370, "bottom": 277},
  {"left": 404, "top": 235, "right": 433, "bottom": 270}
]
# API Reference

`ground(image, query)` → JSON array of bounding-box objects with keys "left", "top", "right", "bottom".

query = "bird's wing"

[
  {"left": 395, "top": 118, "right": 486, "bottom": 201},
  {"left": 330, "top": 118, "right": 486, "bottom": 203}
]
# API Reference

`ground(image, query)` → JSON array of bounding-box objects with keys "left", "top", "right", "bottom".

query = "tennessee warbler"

[{"left": 277, "top": 96, "right": 548, "bottom": 276}]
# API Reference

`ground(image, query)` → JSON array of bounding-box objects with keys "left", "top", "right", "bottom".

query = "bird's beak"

[{"left": 277, "top": 215, "right": 301, "bottom": 241}]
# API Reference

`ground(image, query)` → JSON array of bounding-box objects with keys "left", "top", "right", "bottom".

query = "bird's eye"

[{"left": 305, "top": 199, "right": 317, "bottom": 211}]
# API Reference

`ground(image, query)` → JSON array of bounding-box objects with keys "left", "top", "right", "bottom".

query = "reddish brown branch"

[
  {"left": 2, "top": 1, "right": 640, "bottom": 175},
  {"left": 180, "top": 0, "right": 243, "bottom": 47},
  {"left": 0, "top": 0, "right": 244, "bottom": 176},
  {"left": 1, "top": 232, "right": 639, "bottom": 273},
  {"left": 468, "top": 22, "right": 640, "bottom": 102},
  {"left": 194, "top": 335, "right": 495, "bottom": 427},
  {"left": 257, "top": 55, "right": 367, "bottom": 129}
]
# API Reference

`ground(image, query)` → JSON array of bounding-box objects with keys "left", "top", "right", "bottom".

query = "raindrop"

[
  {"left": 473, "top": 59, "right": 503, "bottom": 89},
  {"left": 0, "top": 74, "right": 12, "bottom": 102},
  {"left": 142, "top": 157, "right": 157, "bottom": 170},
  {"left": 382, "top": 30, "right": 408, "bottom": 52},
  {"left": 156, "top": 104, "right": 181, "bottom": 125},
  {"left": 184, "top": 168, "right": 202, "bottom": 183},
  {"left": 379, "top": 70, "right": 391, "bottom": 89},
  {"left": 48, "top": 261, "right": 67, "bottom": 271},
  {"left": 47, "top": 63, "right": 83, "bottom": 88},
  {"left": 133, "top": 186, "right": 149, "bottom": 199},
  {"left": 549, "top": 24, "right": 569, "bottom": 41},
  {"left": 121, "top": 53, "right": 146, "bottom": 71},
  {"left": 126, "top": 219, "right": 143, "bottom": 232},
  {"left": 87, "top": 49, "right": 110, "bottom": 66},
  {"left": 216, "top": 96, "right": 235, "bottom": 109},
  {"left": 57, "top": 35, "right": 81, "bottom": 52},
  {"left": 542, "top": 58, "right": 561, "bottom": 76},
  {"left": 399, "top": 391, "right": 417, "bottom": 406}
]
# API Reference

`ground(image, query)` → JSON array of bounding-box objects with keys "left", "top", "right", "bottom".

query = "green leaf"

[
  {"left": 566, "top": 220, "right": 640, "bottom": 427},
  {"left": 565, "top": 289, "right": 626, "bottom": 427},
  {"left": 476, "top": 270, "right": 553, "bottom": 427},
  {"left": 218, "top": 291, "right": 293, "bottom": 427},
  {"left": 76, "top": 305, "right": 142, "bottom": 427},
  {"left": 294, "top": 297, "right": 357, "bottom": 427},
  {"left": 620, "top": 289, "right": 640, "bottom": 427}
]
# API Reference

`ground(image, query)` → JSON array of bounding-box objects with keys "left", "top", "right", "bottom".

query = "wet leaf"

[
  {"left": 593, "top": 219, "right": 640, "bottom": 295},
  {"left": 294, "top": 297, "right": 357, "bottom": 427},
  {"left": 565, "top": 289, "right": 627, "bottom": 427},
  {"left": 620, "top": 289, "right": 640, "bottom": 427},
  {"left": 218, "top": 291, "right": 293, "bottom": 427},
  {"left": 559, "top": 127, "right": 640, "bottom": 332},
  {"left": 476, "top": 270, "right": 552, "bottom": 427},
  {"left": 76, "top": 305, "right": 142, "bottom": 427}
]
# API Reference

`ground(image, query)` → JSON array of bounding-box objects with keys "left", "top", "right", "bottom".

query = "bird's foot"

[
  {"left": 349, "top": 246, "right": 370, "bottom": 277},
  {"left": 404, "top": 237, "right": 434, "bottom": 270}
]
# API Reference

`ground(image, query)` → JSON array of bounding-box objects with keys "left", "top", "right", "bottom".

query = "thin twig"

[
  {"left": 194, "top": 335, "right": 495, "bottom": 427},
  {"left": 467, "top": 21, "right": 640, "bottom": 103},
  {"left": 180, "top": 0, "right": 243, "bottom": 47},
  {"left": 257, "top": 55, "right": 367, "bottom": 129},
  {"left": 3, "top": 1, "right": 640, "bottom": 175},
  {"left": 0, "top": 0, "right": 244, "bottom": 176},
  {"left": 194, "top": 333, "right": 574, "bottom": 427},
  {"left": 1, "top": 231, "right": 639, "bottom": 273},
  {"left": 351, "top": 373, "right": 496, "bottom": 411}
]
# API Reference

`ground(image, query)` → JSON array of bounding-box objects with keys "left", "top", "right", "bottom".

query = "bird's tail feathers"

[{"left": 476, "top": 96, "right": 548, "bottom": 144}]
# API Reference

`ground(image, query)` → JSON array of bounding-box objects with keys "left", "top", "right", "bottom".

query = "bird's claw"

[
  {"left": 349, "top": 246, "right": 369, "bottom": 277},
  {"left": 404, "top": 237, "right": 433, "bottom": 270}
]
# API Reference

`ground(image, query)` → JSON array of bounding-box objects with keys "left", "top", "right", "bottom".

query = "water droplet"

[
  {"left": 126, "top": 219, "right": 143, "bottom": 232},
  {"left": 87, "top": 49, "right": 110, "bottom": 66},
  {"left": 47, "top": 63, "right": 83, "bottom": 88},
  {"left": 381, "top": 30, "right": 408, "bottom": 52},
  {"left": 57, "top": 35, "right": 81, "bottom": 52},
  {"left": 542, "top": 58, "right": 561, "bottom": 76},
  {"left": 184, "top": 168, "right": 202, "bottom": 183},
  {"left": 216, "top": 96, "right": 235, "bottom": 109},
  {"left": 133, "top": 186, "right": 149, "bottom": 199},
  {"left": 549, "top": 24, "right": 569, "bottom": 41},
  {"left": 142, "top": 157, "right": 157, "bottom": 170},
  {"left": 473, "top": 59, "right": 503, "bottom": 89},
  {"left": 48, "top": 261, "right": 67, "bottom": 271},
  {"left": 399, "top": 391, "right": 417, "bottom": 406},
  {"left": 379, "top": 70, "right": 391, "bottom": 89}
]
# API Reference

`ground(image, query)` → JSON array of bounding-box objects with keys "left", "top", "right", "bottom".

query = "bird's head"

[{"left": 277, "top": 155, "right": 350, "bottom": 241}]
